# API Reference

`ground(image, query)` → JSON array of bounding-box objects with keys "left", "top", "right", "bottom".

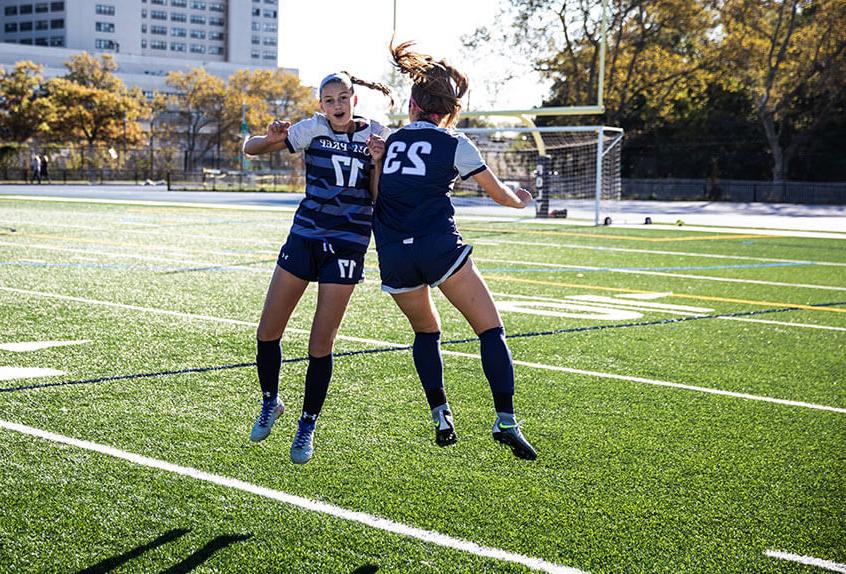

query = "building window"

[
  {"left": 51, "top": 1, "right": 64, "bottom": 9},
  {"left": 151, "top": 25, "right": 166, "bottom": 34},
  {"left": 171, "top": 12, "right": 186, "bottom": 21},
  {"left": 151, "top": 10, "right": 167, "bottom": 19},
  {"left": 20, "top": 38, "right": 33, "bottom": 44},
  {"left": 190, "top": 15, "right": 205, "bottom": 24},
  {"left": 51, "top": 18, "right": 64, "bottom": 28},
  {"left": 172, "top": 0, "right": 187, "bottom": 6},
  {"left": 263, "top": 10, "right": 276, "bottom": 18},
  {"left": 262, "top": 23, "right": 276, "bottom": 33},
  {"left": 141, "top": 39, "right": 147, "bottom": 48},
  {"left": 208, "top": 31, "right": 223, "bottom": 41},
  {"left": 142, "top": 9, "right": 147, "bottom": 17},
  {"left": 251, "top": 22, "right": 260, "bottom": 31},
  {"left": 263, "top": 37, "right": 276, "bottom": 46},
  {"left": 95, "top": 21, "right": 115, "bottom": 32},
  {"left": 190, "top": 29, "right": 205, "bottom": 39},
  {"left": 251, "top": 50, "right": 260, "bottom": 59},
  {"left": 4, "top": 6, "right": 17, "bottom": 16},
  {"left": 209, "top": 3, "right": 224, "bottom": 12},
  {"left": 171, "top": 27, "right": 186, "bottom": 37},
  {"left": 151, "top": 40, "right": 167, "bottom": 49},
  {"left": 252, "top": 8, "right": 259, "bottom": 16},
  {"left": 20, "top": 21, "right": 34, "bottom": 31},
  {"left": 50, "top": 36, "right": 64, "bottom": 46},
  {"left": 209, "top": 16, "right": 223, "bottom": 26},
  {"left": 190, "top": 43, "right": 205, "bottom": 53},
  {"left": 170, "top": 42, "right": 186, "bottom": 52},
  {"left": 262, "top": 51, "right": 275, "bottom": 60},
  {"left": 95, "top": 4, "right": 115, "bottom": 15},
  {"left": 264, "top": 0, "right": 277, "bottom": 4},
  {"left": 35, "top": 3, "right": 49, "bottom": 12},
  {"left": 95, "top": 38, "right": 117, "bottom": 50},
  {"left": 4, "top": 23, "right": 17, "bottom": 33},
  {"left": 151, "top": 0, "right": 165, "bottom": 4},
  {"left": 208, "top": 46, "right": 223, "bottom": 55},
  {"left": 141, "top": 24, "right": 147, "bottom": 32},
  {"left": 36, "top": 20, "right": 49, "bottom": 30},
  {"left": 191, "top": 1, "right": 206, "bottom": 9},
  {"left": 35, "top": 37, "right": 48, "bottom": 45},
  {"left": 20, "top": 4, "right": 34, "bottom": 14}
]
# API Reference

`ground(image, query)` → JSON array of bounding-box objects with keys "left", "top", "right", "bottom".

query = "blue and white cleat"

[
  {"left": 434, "top": 409, "right": 457, "bottom": 447},
  {"left": 250, "top": 397, "right": 284, "bottom": 443},
  {"left": 290, "top": 415, "right": 316, "bottom": 464},
  {"left": 492, "top": 419, "right": 537, "bottom": 460}
]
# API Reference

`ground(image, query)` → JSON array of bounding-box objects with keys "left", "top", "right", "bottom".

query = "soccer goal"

[{"left": 455, "top": 126, "right": 624, "bottom": 225}]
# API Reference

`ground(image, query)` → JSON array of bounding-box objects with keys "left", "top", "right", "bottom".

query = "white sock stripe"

[
  {"left": 765, "top": 550, "right": 846, "bottom": 573},
  {"left": 0, "top": 418, "right": 583, "bottom": 574}
]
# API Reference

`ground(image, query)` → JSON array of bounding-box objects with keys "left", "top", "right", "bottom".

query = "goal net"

[{"left": 455, "top": 126, "right": 624, "bottom": 224}]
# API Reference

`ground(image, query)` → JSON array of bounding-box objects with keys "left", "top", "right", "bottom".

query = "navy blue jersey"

[
  {"left": 285, "top": 113, "right": 391, "bottom": 250},
  {"left": 373, "top": 121, "right": 487, "bottom": 247}
]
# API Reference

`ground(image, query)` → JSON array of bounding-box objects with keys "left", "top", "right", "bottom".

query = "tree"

[
  {"left": 719, "top": 0, "right": 846, "bottom": 181},
  {"left": 0, "top": 61, "right": 55, "bottom": 143},
  {"left": 48, "top": 53, "right": 149, "bottom": 169}
]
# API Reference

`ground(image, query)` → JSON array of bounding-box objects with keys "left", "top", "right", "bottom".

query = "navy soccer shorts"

[
  {"left": 276, "top": 233, "right": 366, "bottom": 284},
  {"left": 377, "top": 232, "right": 473, "bottom": 294}
]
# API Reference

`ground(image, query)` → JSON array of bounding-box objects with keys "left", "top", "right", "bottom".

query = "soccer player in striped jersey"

[
  {"left": 367, "top": 42, "right": 537, "bottom": 460},
  {"left": 243, "top": 72, "right": 392, "bottom": 464}
]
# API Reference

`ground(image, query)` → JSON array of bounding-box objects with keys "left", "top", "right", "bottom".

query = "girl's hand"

[
  {"left": 515, "top": 188, "right": 534, "bottom": 208},
  {"left": 266, "top": 119, "right": 290, "bottom": 143},
  {"left": 366, "top": 135, "right": 386, "bottom": 161}
]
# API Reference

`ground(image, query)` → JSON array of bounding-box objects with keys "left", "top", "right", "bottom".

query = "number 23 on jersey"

[{"left": 383, "top": 141, "right": 432, "bottom": 176}]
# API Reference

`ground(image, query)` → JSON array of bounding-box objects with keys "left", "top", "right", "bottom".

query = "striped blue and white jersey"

[
  {"left": 373, "top": 121, "right": 487, "bottom": 247},
  {"left": 285, "top": 113, "right": 391, "bottom": 250}
]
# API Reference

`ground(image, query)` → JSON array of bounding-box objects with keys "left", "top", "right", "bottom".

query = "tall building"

[{"left": 0, "top": 0, "right": 291, "bottom": 95}]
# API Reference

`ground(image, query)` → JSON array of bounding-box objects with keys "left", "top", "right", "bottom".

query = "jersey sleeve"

[
  {"left": 454, "top": 134, "right": 488, "bottom": 180},
  {"left": 285, "top": 114, "right": 323, "bottom": 153},
  {"left": 372, "top": 120, "right": 392, "bottom": 140}
]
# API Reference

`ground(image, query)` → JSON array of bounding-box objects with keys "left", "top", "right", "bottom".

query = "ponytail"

[
  {"left": 318, "top": 71, "right": 394, "bottom": 107},
  {"left": 390, "top": 39, "right": 468, "bottom": 127}
]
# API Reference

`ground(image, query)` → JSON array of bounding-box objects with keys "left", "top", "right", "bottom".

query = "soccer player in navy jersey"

[
  {"left": 243, "top": 72, "right": 392, "bottom": 463},
  {"left": 366, "top": 42, "right": 538, "bottom": 460}
]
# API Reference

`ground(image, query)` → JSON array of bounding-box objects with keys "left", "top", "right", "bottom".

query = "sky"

[{"left": 276, "top": 0, "right": 551, "bottom": 123}]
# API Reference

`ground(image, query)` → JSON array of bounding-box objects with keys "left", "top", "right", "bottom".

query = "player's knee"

[
  {"left": 308, "top": 336, "right": 335, "bottom": 357},
  {"left": 256, "top": 323, "right": 282, "bottom": 342}
]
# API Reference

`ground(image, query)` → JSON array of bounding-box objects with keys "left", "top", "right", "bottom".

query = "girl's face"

[{"left": 319, "top": 81, "right": 357, "bottom": 130}]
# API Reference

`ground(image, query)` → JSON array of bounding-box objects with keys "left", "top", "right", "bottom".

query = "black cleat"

[
  {"left": 434, "top": 409, "right": 457, "bottom": 447},
  {"left": 492, "top": 421, "right": 537, "bottom": 460}
]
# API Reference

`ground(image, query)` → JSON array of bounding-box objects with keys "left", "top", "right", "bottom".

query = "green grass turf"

[{"left": 0, "top": 197, "right": 844, "bottom": 573}]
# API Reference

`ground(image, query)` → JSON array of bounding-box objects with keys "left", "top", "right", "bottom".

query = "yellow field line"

[
  {"left": 462, "top": 226, "right": 775, "bottom": 243},
  {"left": 486, "top": 275, "right": 846, "bottom": 314}
]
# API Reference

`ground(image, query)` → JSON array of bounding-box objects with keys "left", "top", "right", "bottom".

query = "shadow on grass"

[{"left": 76, "top": 529, "right": 252, "bottom": 574}]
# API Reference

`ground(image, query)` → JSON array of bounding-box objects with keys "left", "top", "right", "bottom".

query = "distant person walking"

[
  {"left": 29, "top": 155, "right": 41, "bottom": 184},
  {"left": 39, "top": 154, "right": 51, "bottom": 184}
]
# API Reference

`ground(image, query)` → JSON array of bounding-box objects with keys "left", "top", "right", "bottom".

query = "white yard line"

[
  {"left": 0, "top": 340, "right": 90, "bottom": 352},
  {"left": 475, "top": 257, "right": 846, "bottom": 292},
  {"left": 720, "top": 317, "right": 846, "bottom": 331},
  {"left": 3, "top": 286, "right": 842, "bottom": 414},
  {"left": 0, "top": 367, "right": 64, "bottom": 381},
  {"left": 0, "top": 194, "right": 298, "bottom": 213},
  {"left": 472, "top": 239, "right": 846, "bottom": 268},
  {"left": 0, "top": 419, "right": 582, "bottom": 574},
  {"left": 765, "top": 550, "right": 846, "bottom": 573}
]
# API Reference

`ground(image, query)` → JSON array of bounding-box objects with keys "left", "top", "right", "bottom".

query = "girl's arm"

[
  {"left": 472, "top": 169, "right": 533, "bottom": 208},
  {"left": 366, "top": 134, "right": 386, "bottom": 202},
  {"left": 243, "top": 119, "right": 290, "bottom": 156}
]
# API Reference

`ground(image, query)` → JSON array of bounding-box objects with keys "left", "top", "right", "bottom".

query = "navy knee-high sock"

[
  {"left": 256, "top": 338, "right": 281, "bottom": 401},
  {"left": 479, "top": 326, "right": 515, "bottom": 414},
  {"left": 413, "top": 331, "right": 447, "bottom": 410},
  {"left": 302, "top": 353, "right": 333, "bottom": 417}
]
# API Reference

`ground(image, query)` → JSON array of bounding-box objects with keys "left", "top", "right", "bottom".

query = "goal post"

[{"left": 456, "top": 126, "right": 624, "bottom": 225}]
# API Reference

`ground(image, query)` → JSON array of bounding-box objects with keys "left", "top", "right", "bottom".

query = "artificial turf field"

[{"left": 0, "top": 195, "right": 843, "bottom": 574}]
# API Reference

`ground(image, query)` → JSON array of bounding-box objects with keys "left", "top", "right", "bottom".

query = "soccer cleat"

[
  {"left": 434, "top": 409, "right": 457, "bottom": 447},
  {"left": 290, "top": 415, "right": 316, "bottom": 464},
  {"left": 250, "top": 397, "right": 285, "bottom": 442},
  {"left": 492, "top": 420, "right": 537, "bottom": 460}
]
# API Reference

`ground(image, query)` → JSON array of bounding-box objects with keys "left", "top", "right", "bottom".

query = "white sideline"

[
  {"left": 0, "top": 418, "right": 583, "bottom": 574},
  {"left": 722, "top": 317, "right": 846, "bottom": 331},
  {"left": 474, "top": 257, "right": 846, "bottom": 292},
  {"left": 765, "top": 550, "right": 846, "bottom": 573},
  {"left": 473, "top": 239, "right": 846, "bottom": 268},
  {"left": 2, "top": 286, "right": 843, "bottom": 414}
]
